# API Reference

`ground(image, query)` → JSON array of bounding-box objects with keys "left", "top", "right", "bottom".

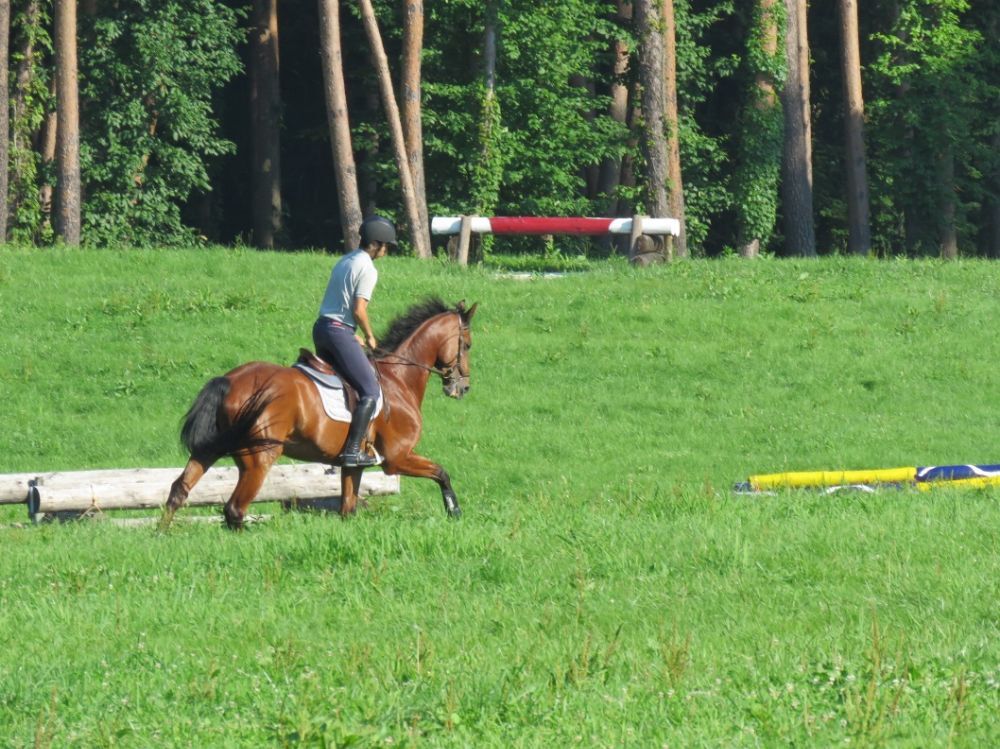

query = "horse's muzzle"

[{"left": 444, "top": 377, "right": 470, "bottom": 399}]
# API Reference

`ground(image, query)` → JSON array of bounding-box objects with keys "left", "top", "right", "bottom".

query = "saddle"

[{"left": 296, "top": 348, "right": 360, "bottom": 414}]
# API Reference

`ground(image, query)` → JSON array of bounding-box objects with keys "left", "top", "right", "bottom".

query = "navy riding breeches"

[{"left": 311, "top": 317, "right": 380, "bottom": 399}]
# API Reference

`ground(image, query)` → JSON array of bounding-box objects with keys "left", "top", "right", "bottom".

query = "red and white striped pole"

[{"left": 431, "top": 216, "right": 680, "bottom": 236}]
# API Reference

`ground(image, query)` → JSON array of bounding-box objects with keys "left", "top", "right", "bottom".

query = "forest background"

[{"left": 0, "top": 0, "right": 997, "bottom": 259}]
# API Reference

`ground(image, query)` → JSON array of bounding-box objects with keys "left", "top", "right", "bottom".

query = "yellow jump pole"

[{"left": 749, "top": 467, "right": 917, "bottom": 491}]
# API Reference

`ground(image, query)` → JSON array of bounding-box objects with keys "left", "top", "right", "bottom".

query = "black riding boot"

[{"left": 339, "top": 396, "right": 379, "bottom": 467}]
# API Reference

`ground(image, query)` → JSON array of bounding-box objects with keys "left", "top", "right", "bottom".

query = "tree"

[
  {"left": 634, "top": 0, "right": 669, "bottom": 233},
  {"left": 838, "top": 0, "right": 871, "bottom": 255},
  {"left": 780, "top": 0, "right": 815, "bottom": 256},
  {"left": 867, "top": 0, "right": 990, "bottom": 258},
  {"left": 250, "top": 0, "right": 283, "bottom": 249},
  {"left": 473, "top": 0, "right": 501, "bottom": 219},
  {"left": 358, "top": 0, "right": 430, "bottom": 258},
  {"left": 662, "top": 0, "right": 687, "bottom": 257},
  {"left": 9, "top": 0, "right": 46, "bottom": 240},
  {"left": 596, "top": 0, "right": 631, "bottom": 216},
  {"left": 0, "top": 0, "right": 10, "bottom": 242},
  {"left": 79, "top": 0, "right": 242, "bottom": 246},
  {"left": 401, "top": 0, "right": 429, "bottom": 250},
  {"left": 318, "top": 0, "right": 362, "bottom": 250},
  {"left": 734, "top": 0, "right": 784, "bottom": 258},
  {"left": 54, "top": 0, "right": 81, "bottom": 245}
]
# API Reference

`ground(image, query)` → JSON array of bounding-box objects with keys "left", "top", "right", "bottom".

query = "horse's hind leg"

[
  {"left": 224, "top": 450, "right": 279, "bottom": 531},
  {"left": 160, "top": 457, "right": 214, "bottom": 530}
]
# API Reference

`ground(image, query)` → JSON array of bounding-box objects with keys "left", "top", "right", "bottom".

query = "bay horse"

[{"left": 161, "top": 298, "right": 477, "bottom": 530}]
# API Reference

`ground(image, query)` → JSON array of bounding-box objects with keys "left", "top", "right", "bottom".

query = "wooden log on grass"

[
  {"left": 0, "top": 472, "right": 36, "bottom": 504},
  {"left": 23, "top": 464, "right": 399, "bottom": 514}
]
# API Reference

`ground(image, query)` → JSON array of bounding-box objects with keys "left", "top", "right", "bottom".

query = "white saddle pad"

[{"left": 294, "top": 364, "right": 383, "bottom": 424}]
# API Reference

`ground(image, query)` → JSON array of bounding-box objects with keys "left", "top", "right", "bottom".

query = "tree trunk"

[
  {"left": 38, "top": 94, "right": 58, "bottom": 230},
  {"left": 838, "top": 0, "right": 871, "bottom": 255},
  {"left": 780, "top": 0, "right": 815, "bottom": 256},
  {"left": 358, "top": 0, "right": 430, "bottom": 258},
  {"left": 54, "top": 0, "right": 81, "bottom": 245},
  {"left": 571, "top": 74, "right": 599, "bottom": 200},
  {"left": 662, "top": 0, "right": 686, "bottom": 257},
  {"left": 0, "top": 0, "right": 10, "bottom": 242},
  {"left": 619, "top": 80, "right": 642, "bottom": 212},
  {"left": 479, "top": 0, "right": 499, "bottom": 206},
  {"left": 10, "top": 0, "right": 40, "bottom": 226},
  {"left": 470, "top": 0, "right": 502, "bottom": 246},
  {"left": 318, "top": 0, "right": 362, "bottom": 250},
  {"left": 359, "top": 88, "right": 381, "bottom": 217},
  {"left": 484, "top": 3, "right": 497, "bottom": 95},
  {"left": 938, "top": 145, "right": 958, "bottom": 259},
  {"left": 401, "top": 0, "right": 431, "bottom": 253},
  {"left": 738, "top": 0, "right": 780, "bottom": 259},
  {"left": 597, "top": 0, "right": 631, "bottom": 215},
  {"left": 250, "top": 0, "right": 283, "bottom": 249},
  {"left": 12, "top": 1, "right": 38, "bottom": 128},
  {"left": 633, "top": 0, "right": 668, "bottom": 226}
]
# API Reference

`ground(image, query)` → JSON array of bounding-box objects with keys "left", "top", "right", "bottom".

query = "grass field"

[{"left": 1, "top": 247, "right": 999, "bottom": 746}]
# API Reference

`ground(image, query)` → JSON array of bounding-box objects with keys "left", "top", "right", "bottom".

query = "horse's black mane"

[{"left": 378, "top": 297, "right": 452, "bottom": 353}]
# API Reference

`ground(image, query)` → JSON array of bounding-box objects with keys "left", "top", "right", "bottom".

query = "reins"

[
  {"left": 370, "top": 314, "right": 469, "bottom": 381},
  {"left": 371, "top": 349, "right": 449, "bottom": 377}
]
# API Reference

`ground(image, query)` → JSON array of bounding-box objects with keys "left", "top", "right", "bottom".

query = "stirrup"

[{"left": 339, "top": 450, "right": 380, "bottom": 468}]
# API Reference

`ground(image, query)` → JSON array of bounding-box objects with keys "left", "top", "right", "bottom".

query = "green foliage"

[
  {"left": 423, "top": 1, "right": 628, "bottom": 228},
  {"left": 470, "top": 87, "right": 504, "bottom": 218},
  {"left": 7, "top": 1, "right": 53, "bottom": 244},
  {"left": 671, "top": 0, "right": 739, "bottom": 251},
  {"left": 420, "top": 0, "right": 742, "bottom": 257},
  {"left": 78, "top": 0, "right": 244, "bottom": 246},
  {"left": 3, "top": 0, "right": 998, "bottom": 256},
  {"left": 3, "top": 249, "right": 1000, "bottom": 743},
  {"left": 866, "top": 0, "right": 996, "bottom": 256},
  {"left": 733, "top": 1, "right": 786, "bottom": 249},
  {"left": 734, "top": 101, "right": 784, "bottom": 248}
]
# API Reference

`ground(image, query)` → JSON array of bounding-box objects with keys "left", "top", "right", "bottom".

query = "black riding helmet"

[{"left": 360, "top": 215, "right": 398, "bottom": 249}]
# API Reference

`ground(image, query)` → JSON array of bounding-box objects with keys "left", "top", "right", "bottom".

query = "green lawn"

[{"left": 1, "top": 247, "right": 999, "bottom": 746}]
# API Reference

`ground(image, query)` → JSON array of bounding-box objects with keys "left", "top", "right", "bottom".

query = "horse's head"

[{"left": 438, "top": 301, "right": 478, "bottom": 399}]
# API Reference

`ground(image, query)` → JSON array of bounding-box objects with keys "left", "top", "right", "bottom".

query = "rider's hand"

[{"left": 365, "top": 334, "right": 378, "bottom": 351}]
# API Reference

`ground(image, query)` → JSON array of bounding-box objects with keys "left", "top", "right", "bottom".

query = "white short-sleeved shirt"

[{"left": 318, "top": 249, "right": 378, "bottom": 328}]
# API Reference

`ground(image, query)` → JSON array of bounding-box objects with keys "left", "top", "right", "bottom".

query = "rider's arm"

[{"left": 353, "top": 297, "right": 378, "bottom": 350}]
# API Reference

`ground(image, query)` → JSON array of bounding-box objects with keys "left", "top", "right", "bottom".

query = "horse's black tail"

[{"left": 179, "top": 377, "right": 280, "bottom": 460}]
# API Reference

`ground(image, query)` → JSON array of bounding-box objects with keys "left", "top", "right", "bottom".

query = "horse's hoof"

[{"left": 447, "top": 507, "right": 462, "bottom": 519}]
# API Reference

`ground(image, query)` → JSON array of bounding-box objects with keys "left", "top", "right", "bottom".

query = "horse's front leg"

[
  {"left": 383, "top": 452, "right": 461, "bottom": 518},
  {"left": 340, "top": 466, "right": 365, "bottom": 517}
]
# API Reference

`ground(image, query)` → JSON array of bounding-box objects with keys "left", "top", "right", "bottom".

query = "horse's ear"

[
  {"left": 455, "top": 299, "right": 466, "bottom": 313},
  {"left": 465, "top": 302, "right": 479, "bottom": 320}
]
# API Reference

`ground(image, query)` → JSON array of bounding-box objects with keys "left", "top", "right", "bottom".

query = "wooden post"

[
  {"left": 457, "top": 214, "right": 473, "bottom": 266},
  {"left": 628, "top": 214, "right": 645, "bottom": 260}
]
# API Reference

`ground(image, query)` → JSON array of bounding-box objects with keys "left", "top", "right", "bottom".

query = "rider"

[{"left": 312, "top": 215, "right": 396, "bottom": 467}]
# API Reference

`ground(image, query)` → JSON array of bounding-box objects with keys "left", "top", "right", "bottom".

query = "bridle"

[{"left": 373, "top": 313, "right": 470, "bottom": 388}]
